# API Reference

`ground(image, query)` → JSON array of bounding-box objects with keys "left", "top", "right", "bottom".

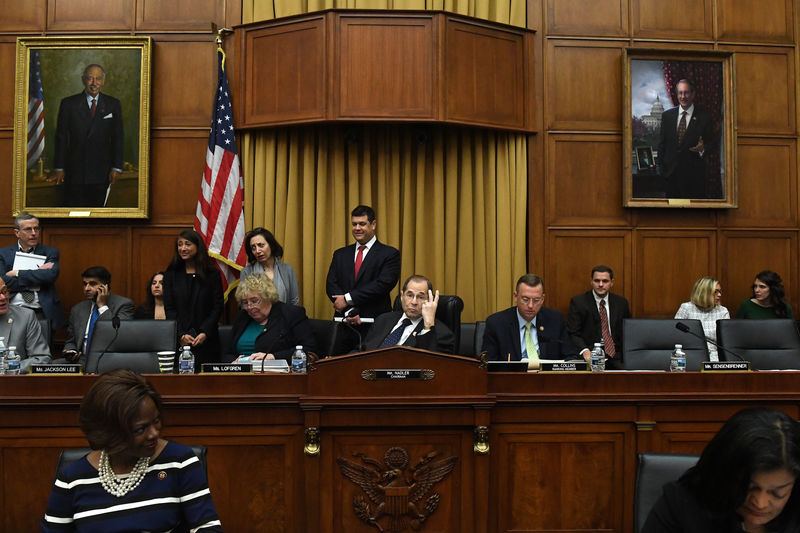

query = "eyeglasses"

[
  {"left": 714, "top": 289, "right": 722, "bottom": 295},
  {"left": 241, "top": 297, "right": 263, "bottom": 309},
  {"left": 16, "top": 226, "right": 40, "bottom": 233},
  {"left": 519, "top": 296, "right": 544, "bottom": 305}
]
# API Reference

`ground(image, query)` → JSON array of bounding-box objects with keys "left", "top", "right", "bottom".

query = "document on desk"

[{"left": 12, "top": 251, "right": 46, "bottom": 270}]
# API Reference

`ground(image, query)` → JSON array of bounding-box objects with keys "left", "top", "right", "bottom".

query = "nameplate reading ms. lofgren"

[{"left": 361, "top": 369, "right": 435, "bottom": 381}]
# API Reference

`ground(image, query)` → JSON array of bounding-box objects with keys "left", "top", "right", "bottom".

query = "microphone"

[
  {"left": 674, "top": 322, "right": 745, "bottom": 361},
  {"left": 331, "top": 307, "right": 364, "bottom": 353},
  {"left": 92, "top": 307, "right": 124, "bottom": 374}
]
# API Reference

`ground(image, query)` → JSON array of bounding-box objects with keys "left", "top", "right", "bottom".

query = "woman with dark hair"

[
  {"left": 241, "top": 227, "right": 299, "bottom": 305},
  {"left": 735, "top": 270, "right": 794, "bottom": 319},
  {"left": 643, "top": 407, "right": 800, "bottom": 532},
  {"left": 163, "top": 229, "right": 223, "bottom": 367},
  {"left": 41, "top": 369, "right": 222, "bottom": 531},
  {"left": 134, "top": 271, "right": 166, "bottom": 319}
]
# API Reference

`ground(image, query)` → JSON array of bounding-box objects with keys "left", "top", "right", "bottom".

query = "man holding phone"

[{"left": 62, "top": 266, "right": 134, "bottom": 364}]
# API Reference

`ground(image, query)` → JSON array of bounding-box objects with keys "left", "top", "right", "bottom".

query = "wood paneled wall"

[
  {"left": 530, "top": 0, "right": 800, "bottom": 318},
  {"left": 0, "top": 0, "right": 241, "bottom": 336},
  {"left": 0, "top": 0, "right": 798, "bottom": 330}
]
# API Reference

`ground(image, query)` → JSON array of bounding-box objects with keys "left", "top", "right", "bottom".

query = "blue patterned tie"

[
  {"left": 380, "top": 318, "right": 412, "bottom": 347},
  {"left": 84, "top": 305, "right": 100, "bottom": 352}
]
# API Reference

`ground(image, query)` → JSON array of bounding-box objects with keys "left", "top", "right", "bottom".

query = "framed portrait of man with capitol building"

[{"left": 623, "top": 49, "right": 736, "bottom": 209}]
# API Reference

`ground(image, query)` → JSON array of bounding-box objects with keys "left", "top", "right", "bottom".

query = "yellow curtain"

[{"left": 239, "top": 1, "right": 527, "bottom": 322}]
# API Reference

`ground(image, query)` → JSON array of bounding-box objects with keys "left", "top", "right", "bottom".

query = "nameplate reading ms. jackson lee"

[{"left": 361, "top": 369, "right": 435, "bottom": 381}]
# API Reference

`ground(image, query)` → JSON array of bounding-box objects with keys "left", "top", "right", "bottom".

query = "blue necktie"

[
  {"left": 380, "top": 318, "right": 412, "bottom": 347},
  {"left": 84, "top": 305, "right": 100, "bottom": 352}
]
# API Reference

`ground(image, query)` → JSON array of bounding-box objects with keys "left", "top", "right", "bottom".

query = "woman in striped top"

[{"left": 41, "top": 369, "right": 222, "bottom": 532}]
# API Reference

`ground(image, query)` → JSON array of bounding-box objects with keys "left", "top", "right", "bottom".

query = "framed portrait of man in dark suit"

[
  {"left": 623, "top": 49, "right": 736, "bottom": 208},
  {"left": 12, "top": 37, "right": 152, "bottom": 218}
]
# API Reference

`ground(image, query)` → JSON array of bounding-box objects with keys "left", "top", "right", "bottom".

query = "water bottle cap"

[
  {"left": 594, "top": 342, "right": 603, "bottom": 347},
  {"left": 9, "top": 346, "right": 16, "bottom": 350},
  {"left": 675, "top": 344, "right": 682, "bottom": 349},
  {"left": 295, "top": 345, "right": 302, "bottom": 350}
]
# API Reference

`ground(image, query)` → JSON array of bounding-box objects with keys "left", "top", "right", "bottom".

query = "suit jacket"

[
  {"left": 64, "top": 293, "right": 136, "bottom": 355},
  {"left": 657, "top": 105, "right": 715, "bottom": 199},
  {"left": 54, "top": 92, "right": 124, "bottom": 186},
  {"left": 0, "top": 243, "right": 67, "bottom": 330},
  {"left": 363, "top": 311, "right": 456, "bottom": 354},
  {"left": 0, "top": 305, "right": 51, "bottom": 373},
  {"left": 227, "top": 302, "right": 315, "bottom": 363},
  {"left": 163, "top": 268, "right": 223, "bottom": 365},
  {"left": 482, "top": 306, "right": 578, "bottom": 361},
  {"left": 567, "top": 291, "right": 631, "bottom": 362},
  {"left": 325, "top": 240, "right": 401, "bottom": 319}
]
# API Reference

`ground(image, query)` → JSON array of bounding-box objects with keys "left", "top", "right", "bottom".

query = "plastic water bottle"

[
  {"left": 0, "top": 336, "right": 6, "bottom": 376},
  {"left": 670, "top": 344, "right": 686, "bottom": 372},
  {"left": 590, "top": 342, "right": 605, "bottom": 372},
  {"left": 291, "top": 345, "right": 307, "bottom": 374},
  {"left": 178, "top": 345, "right": 195, "bottom": 374},
  {"left": 5, "top": 345, "right": 20, "bottom": 375}
]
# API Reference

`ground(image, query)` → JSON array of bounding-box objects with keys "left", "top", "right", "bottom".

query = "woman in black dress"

[{"left": 163, "top": 230, "right": 223, "bottom": 367}]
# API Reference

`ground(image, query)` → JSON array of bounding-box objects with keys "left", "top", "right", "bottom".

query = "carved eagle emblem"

[{"left": 336, "top": 446, "right": 457, "bottom": 532}]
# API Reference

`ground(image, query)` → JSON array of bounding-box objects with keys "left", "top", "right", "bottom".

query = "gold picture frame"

[
  {"left": 623, "top": 48, "right": 736, "bottom": 208},
  {"left": 12, "top": 36, "right": 152, "bottom": 218}
]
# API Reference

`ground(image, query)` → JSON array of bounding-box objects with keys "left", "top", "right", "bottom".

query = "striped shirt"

[{"left": 42, "top": 441, "right": 222, "bottom": 532}]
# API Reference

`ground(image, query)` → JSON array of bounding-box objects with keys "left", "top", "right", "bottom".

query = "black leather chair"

[
  {"left": 392, "top": 294, "right": 465, "bottom": 352},
  {"left": 634, "top": 453, "right": 698, "bottom": 533},
  {"left": 622, "top": 319, "right": 708, "bottom": 371},
  {"left": 717, "top": 319, "right": 800, "bottom": 369},
  {"left": 218, "top": 324, "right": 233, "bottom": 359},
  {"left": 474, "top": 321, "right": 487, "bottom": 357},
  {"left": 308, "top": 318, "right": 337, "bottom": 358},
  {"left": 85, "top": 319, "right": 177, "bottom": 374},
  {"left": 459, "top": 322, "right": 477, "bottom": 357}
]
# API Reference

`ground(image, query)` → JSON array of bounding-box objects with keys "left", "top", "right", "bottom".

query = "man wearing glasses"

[
  {"left": 0, "top": 212, "right": 67, "bottom": 332},
  {"left": 482, "top": 274, "right": 578, "bottom": 362}
]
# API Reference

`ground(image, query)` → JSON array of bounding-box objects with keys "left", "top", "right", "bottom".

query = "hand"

[
  {"left": 332, "top": 295, "right": 348, "bottom": 312},
  {"left": 5, "top": 270, "right": 17, "bottom": 278},
  {"left": 95, "top": 284, "right": 109, "bottom": 307},
  {"left": 689, "top": 136, "right": 704, "bottom": 153},
  {"left": 345, "top": 314, "right": 362, "bottom": 326},
  {"left": 180, "top": 333, "right": 195, "bottom": 346},
  {"left": 249, "top": 352, "right": 275, "bottom": 361},
  {"left": 62, "top": 350, "right": 81, "bottom": 363},
  {"left": 581, "top": 348, "right": 591, "bottom": 362},
  {"left": 48, "top": 170, "right": 65, "bottom": 185},
  {"left": 192, "top": 332, "right": 207, "bottom": 346},
  {"left": 39, "top": 262, "right": 54, "bottom": 270},
  {"left": 109, "top": 169, "right": 121, "bottom": 185},
  {"left": 421, "top": 289, "right": 439, "bottom": 328}
]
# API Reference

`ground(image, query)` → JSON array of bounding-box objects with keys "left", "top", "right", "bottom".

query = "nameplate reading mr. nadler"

[
  {"left": 361, "top": 369, "right": 435, "bottom": 381},
  {"left": 701, "top": 361, "right": 751, "bottom": 372},
  {"left": 539, "top": 361, "right": 589, "bottom": 372},
  {"left": 201, "top": 363, "right": 253, "bottom": 374},
  {"left": 31, "top": 364, "right": 82, "bottom": 375}
]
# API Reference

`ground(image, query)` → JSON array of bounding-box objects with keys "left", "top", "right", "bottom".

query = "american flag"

[
  {"left": 27, "top": 50, "right": 45, "bottom": 169},
  {"left": 195, "top": 49, "right": 246, "bottom": 298}
]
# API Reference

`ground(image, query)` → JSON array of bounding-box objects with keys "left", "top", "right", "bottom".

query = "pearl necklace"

[{"left": 98, "top": 450, "right": 150, "bottom": 497}]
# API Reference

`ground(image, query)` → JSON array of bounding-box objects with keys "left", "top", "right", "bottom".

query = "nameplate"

[
  {"left": 539, "top": 361, "right": 589, "bottom": 372},
  {"left": 31, "top": 364, "right": 82, "bottom": 375},
  {"left": 701, "top": 361, "right": 751, "bottom": 372},
  {"left": 361, "top": 369, "right": 434, "bottom": 381},
  {"left": 201, "top": 363, "right": 253, "bottom": 374},
  {"left": 68, "top": 211, "right": 92, "bottom": 217},
  {"left": 667, "top": 198, "right": 691, "bottom": 206}
]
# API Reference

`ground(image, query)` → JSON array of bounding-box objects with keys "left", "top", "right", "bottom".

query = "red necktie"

[
  {"left": 90, "top": 98, "right": 96, "bottom": 118},
  {"left": 677, "top": 111, "right": 687, "bottom": 144},
  {"left": 354, "top": 245, "right": 366, "bottom": 280},
  {"left": 599, "top": 299, "right": 615, "bottom": 357}
]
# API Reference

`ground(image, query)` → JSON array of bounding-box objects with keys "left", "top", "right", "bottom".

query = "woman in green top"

[{"left": 735, "top": 270, "right": 794, "bottom": 319}]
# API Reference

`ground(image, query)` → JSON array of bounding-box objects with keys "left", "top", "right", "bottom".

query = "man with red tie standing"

[
  {"left": 51, "top": 64, "right": 124, "bottom": 207},
  {"left": 326, "top": 205, "right": 401, "bottom": 353}
]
